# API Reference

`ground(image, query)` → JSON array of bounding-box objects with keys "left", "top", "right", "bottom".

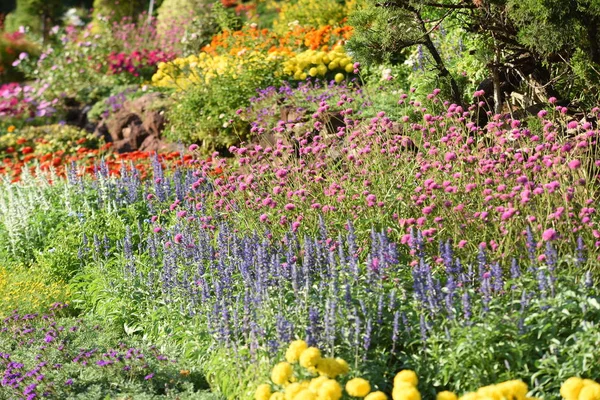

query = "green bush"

[
  {"left": 92, "top": 0, "right": 147, "bottom": 22},
  {"left": 3, "top": 0, "right": 62, "bottom": 34},
  {"left": 0, "top": 30, "right": 39, "bottom": 82},
  {"left": 164, "top": 52, "right": 283, "bottom": 151}
]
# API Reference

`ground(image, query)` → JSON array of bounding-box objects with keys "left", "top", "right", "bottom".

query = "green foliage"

[
  {"left": 0, "top": 124, "right": 101, "bottom": 157},
  {"left": 92, "top": 0, "right": 147, "bottom": 22},
  {"left": 164, "top": 54, "right": 283, "bottom": 151},
  {"left": 4, "top": 0, "right": 63, "bottom": 33},
  {"left": 0, "top": 308, "right": 218, "bottom": 399},
  {"left": 0, "top": 30, "right": 39, "bottom": 83},
  {"left": 346, "top": 3, "right": 418, "bottom": 65},
  {"left": 272, "top": 0, "right": 350, "bottom": 34},
  {"left": 0, "top": 265, "right": 70, "bottom": 318},
  {"left": 156, "top": 0, "right": 219, "bottom": 52}
]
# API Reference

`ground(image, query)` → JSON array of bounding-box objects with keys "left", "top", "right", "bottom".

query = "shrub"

[
  {"left": 0, "top": 304, "right": 218, "bottom": 399},
  {"left": 0, "top": 31, "right": 38, "bottom": 82},
  {"left": 0, "top": 266, "right": 69, "bottom": 318},
  {"left": 156, "top": 0, "right": 219, "bottom": 51},
  {"left": 3, "top": 0, "right": 62, "bottom": 34},
  {"left": 92, "top": 0, "right": 147, "bottom": 22},
  {"left": 272, "top": 0, "right": 351, "bottom": 34},
  {"left": 155, "top": 50, "right": 284, "bottom": 150}
]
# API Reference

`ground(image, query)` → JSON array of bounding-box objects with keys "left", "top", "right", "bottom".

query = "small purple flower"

[
  {"left": 144, "top": 373, "right": 154, "bottom": 380},
  {"left": 65, "top": 378, "right": 73, "bottom": 386}
]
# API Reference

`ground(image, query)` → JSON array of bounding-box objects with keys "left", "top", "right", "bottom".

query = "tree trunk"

[{"left": 492, "top": 43, "right": 502, "bottom": 115}]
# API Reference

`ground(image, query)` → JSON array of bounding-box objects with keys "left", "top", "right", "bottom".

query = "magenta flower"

[
  {"left": 542, "top": 228, "right": 558, "bottom": 241},
  {"left": 568, "top": 159, "right": 581, "bottom": 169},
  {"left": 284, "top": 203, "right": 295, "bottom": 211}
]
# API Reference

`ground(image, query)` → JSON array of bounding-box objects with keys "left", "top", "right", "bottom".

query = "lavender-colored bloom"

[
  {"left": 526, "top": 225, "right": 537, "bottom": 270},
  {"left": 576, "top": 236, "right": 586, "bottom": 267},
  {"left": 363, "top": 318, "right": 372, "bottom": 356},
  {"left": 306, "top": 307, "right": 320, "bottom": 347},
  {"left": 545, "top": 242, "right": 557, "bottom": 296},
  {"left": 491, "top": 262, "right": 503, "bottom": 292},
  {"left": 585, "top": 270, "right": 593, "bottom": 288},
  {"left": 481, "top": 272, "right": 492, "bottom": 312},
  {"left": 419, "top": 314, "right": 428, "bottom": 342},
  {"left": 462, "top": 291, "right": 471, "bottom": 323},
  {"left": 392, "top": 311, "right": 400, "bottom": 351}
]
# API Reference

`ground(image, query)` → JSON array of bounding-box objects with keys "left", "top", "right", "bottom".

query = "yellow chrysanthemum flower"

[
  {"left": 437, "top": 391, "right": 458, "bottom": 400},
  {"left": 308, "top": 376, "right": 329, "bottom": 393},
  {"left": 393, "top": 386, "right": 421, "bottom": 400},
  {"left": 285, "top": 383, "right": 304, "bottom": 400},
  {"left": 365, "top": 391, "right": 389, "bottom": 400},
  {"left": 346, "top": 378, "right": 371, "bottom": 397},
  {"left": 271, "top": 362, "right": 294, "bottom": 386},
  {"left": 394, "top": 370, "right": 419, "bottom": 388},
  {"left": 477, "top": 385, "right": 502, "bottom": 400},
  {"left": 318, "top": 379, "right": 343, "bottom": 400},
  {"left": 294, "top": 389, "right": 317, "bottom": 400},
  {"left": 299, "top": 347, "right": 321, "bottom": 369},
  {"left": 255, "top": 384, "right": 272, "bottom": 400},
  {"left": 286, "top": 340, "right": 309, "bottom": 364},
  {"left": 335, "top": 358, "right": 349, "bottom": 375},
  {"left": 579, "top": 384, "right": 600, "bottom": 400}
]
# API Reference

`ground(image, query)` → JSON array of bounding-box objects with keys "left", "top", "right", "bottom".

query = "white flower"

[{"left": 381, "top": 68, "right": 393, "bottom": 81}]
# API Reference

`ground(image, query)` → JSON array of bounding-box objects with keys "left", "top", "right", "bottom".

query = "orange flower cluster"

[
  {"left": 0, "top": 146, "right": 195, "bottom": 183},
  {"left": 202, "top": 24, "right": 353, "bottom": 57},
  {"left": 303, "top": 25, "right": 353, "bottom": 51}
]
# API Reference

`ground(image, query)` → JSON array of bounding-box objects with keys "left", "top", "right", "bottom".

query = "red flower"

[{"left": 21, "top": 146, "right": 33, "bottom": 154}]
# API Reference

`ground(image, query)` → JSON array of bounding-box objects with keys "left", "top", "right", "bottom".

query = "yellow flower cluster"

[
  {"left": 458, "top": 380, "right": 531, "bottom": 400},
  {"left": 393, "top": 370, "right": 421, "bottom": 400},
  {"left": 259, "top": 350, "right": 596, "bottom": 400},
  {"left": 0, "top": 266, "right": 70, "bottom": 318},
  {"left": 152, "top": 51, "right": 283, "bottom": 90},
  {"left": 282, "top": 47, "right": 354, "bottom": 83},
  {"left": 271, "top": 0, "right": 349, "bottom": 35},
  {"left": 561, "top": 378, "right": 600, "bottom": 400},
  {"left": 256, "top": 340, "right": 369, "bottom": 400}
]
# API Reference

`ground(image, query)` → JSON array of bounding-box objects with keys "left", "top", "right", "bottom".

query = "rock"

[{"left": 93, "top": 92, "right": 169, "bottom": 153}]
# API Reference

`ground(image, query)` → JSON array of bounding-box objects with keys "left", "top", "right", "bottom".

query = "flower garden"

[{"left": 0, "top": 0, "right": 599, "bottom": 399}]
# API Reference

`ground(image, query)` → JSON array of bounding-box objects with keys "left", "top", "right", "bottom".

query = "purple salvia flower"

[
  {"left": 491, "top": 262, "right": 503, "bottom": 292},
  {"left": 526, "top": 225, "right": 537, "bottom": 271},
  {"left": 545, "top": 241, "right": 557, "bottom": 296},
  {"left": 462, "top": 291, "right": 471, "bottom": 323},
  {"left": 576, "top": 236, "right": 586, "bottom": 267}
]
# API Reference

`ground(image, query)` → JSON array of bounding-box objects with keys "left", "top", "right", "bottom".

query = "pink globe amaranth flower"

[
  {"left": 541, "top": 228, "right": 558, "bottom": 241},
  {"left": 458, "top": 240, "right": 467, "bottom": 248},
  {"left": 422, "top": 206, "right": 434, "bottom": 215},
  {"left": 567, "top": 120, "right": 579, "bottom": 130},
  {"left": 444, "top": 152, "right": 457, "bottom": 162},
  {"left": 259, "top": 214, "right": 268, "bottom": 222},
  {"left": 548, "top": 97, "right": 557, "bottom": 104},
  {"left": 568, "top": 159, "right": 581, "bottom": 169},
  {"left": 174, "top": 234, "right": 183, "bottom": 244},
  {"left": 153, "top": 227, "right": 162, "bottom": 233},
  {"left": 188, "top": 144, "right": 199, "bottom": 151},
  {"left": 537, "top": 110, "right": 547, "bottom": 118},
  {"left": 284, "top": 203, "right": 295, "bottom": 211}
]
